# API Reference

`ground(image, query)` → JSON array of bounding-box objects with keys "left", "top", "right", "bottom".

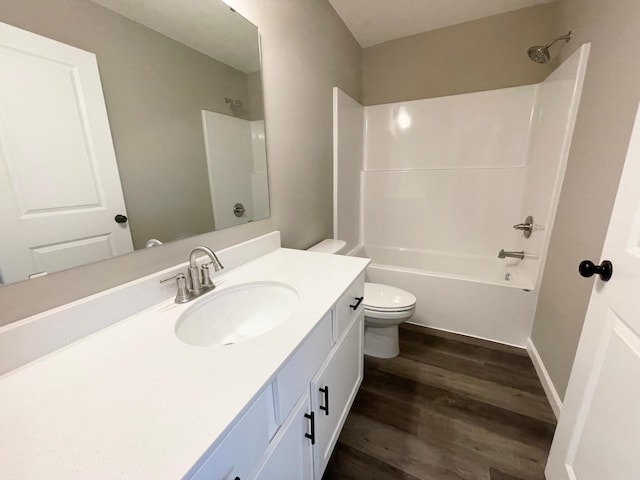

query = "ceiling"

[
  {"left": 328, "top": 0, "right": 556, "bottom": 47},
  {"left": 91, "top": 0, "right": 260, "bottom": 73}
]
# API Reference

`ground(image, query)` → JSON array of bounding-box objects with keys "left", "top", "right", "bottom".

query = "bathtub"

[{"left": 351, "top": 245, "right": 538, "bottom": 347}]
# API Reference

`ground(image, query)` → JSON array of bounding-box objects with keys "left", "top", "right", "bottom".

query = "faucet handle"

[
  {"left": 160, "top": 272, "right": 184, "bottom": 284},
  {"left": 160, "top": 273, "right": 191, "bottom": 303},
  {"left": 201, "top": 263, "right": 216, "bottom": 289}
]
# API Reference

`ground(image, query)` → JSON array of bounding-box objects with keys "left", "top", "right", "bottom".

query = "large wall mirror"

[{"left": 0, "top": 0, "right": 269, "bottom": 286}]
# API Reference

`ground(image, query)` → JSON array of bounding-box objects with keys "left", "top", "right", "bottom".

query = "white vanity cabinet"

[
  {"left": 253, "top": 312, "right": 364, "bottom": 480},
  {"left": 189, "top": 273, "right": 365, "bottom": 480}
]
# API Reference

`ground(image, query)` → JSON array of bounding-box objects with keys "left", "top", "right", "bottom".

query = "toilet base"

[{"left": 364, "top": 324, "right": 399, "bottom": 358}]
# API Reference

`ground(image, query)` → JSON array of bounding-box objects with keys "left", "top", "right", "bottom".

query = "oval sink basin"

[{"left": 175, "top": 282, "right": 298, "bottom": 347}]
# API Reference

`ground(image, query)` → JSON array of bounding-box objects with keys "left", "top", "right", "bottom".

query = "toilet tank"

[{"left": 307, "top": 239, "right": 346, "bottom": 254}]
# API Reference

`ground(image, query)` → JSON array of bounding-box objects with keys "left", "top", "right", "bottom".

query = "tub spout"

[{"left": 498, "top": 249, "right": 525, "bottom": 260}]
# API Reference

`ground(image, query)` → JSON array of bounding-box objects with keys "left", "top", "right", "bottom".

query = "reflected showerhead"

[
  {"left": 225, "top": 97, "right": 245, "bottom": 116},
  {"left": 527, "top": 31, "right": 572, "bottom": 64}
]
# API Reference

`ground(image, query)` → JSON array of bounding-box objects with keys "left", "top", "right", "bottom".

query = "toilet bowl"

[
  {"left": 306, "top": 240, "right": 416, "bottom": 358},
  {"left": 362, "top": 282, "right": 416, "bottom": 358}
]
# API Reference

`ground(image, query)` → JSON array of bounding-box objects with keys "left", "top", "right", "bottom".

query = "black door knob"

[
  {"left": 114, "top": 214, "right": 128, "bottom": 224},
  {"left": 579, "top": 260, "right": 613, "bottom": 282}
]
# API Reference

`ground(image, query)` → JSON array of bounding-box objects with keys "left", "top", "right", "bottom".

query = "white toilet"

[{"left": 307, "top": 240, "right": 416, "bottom": 358}]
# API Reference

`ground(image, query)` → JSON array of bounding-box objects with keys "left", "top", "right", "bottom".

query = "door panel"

[
  {"left": 0, "top": 46, "right": 101, "bottom": 211},
  {"left": 567, "top": 312, "right": 640, "bottom": 480},
  {"left": 546, "top": 102, "right": 640, "bottom": 479},
  {"left": 0, "top": 22, "right": 132, "bottom": 284},
  {"left": 30, "top": 235, "right": 114, "bottom": 275}
]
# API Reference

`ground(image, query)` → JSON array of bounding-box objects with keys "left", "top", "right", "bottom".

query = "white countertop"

[{"left": 0, "top": 248, "right": 369, "bottom": 479}]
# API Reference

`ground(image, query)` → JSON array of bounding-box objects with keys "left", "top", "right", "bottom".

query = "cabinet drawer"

[
  {"left": 275, "top": 312, "right": 332, "bottom": 422},
  {"left": 333, "top": 274, "right": 364, "bottom": 342},
  {"left": 189, "top": 384, "right": 275, "bottom": 480}
]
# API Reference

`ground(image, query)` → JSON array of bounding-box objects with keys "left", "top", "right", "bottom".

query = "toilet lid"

[{"left": 364, "top": 283, "right": 416, "bottom": 311}]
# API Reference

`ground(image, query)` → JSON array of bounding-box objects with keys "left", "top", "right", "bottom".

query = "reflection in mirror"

[{"left": 0, "top": 0, "right": 269, "bottom": 286}]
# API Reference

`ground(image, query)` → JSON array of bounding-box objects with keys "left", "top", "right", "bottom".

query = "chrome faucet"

[
  {"left": 188, "top": 246, "right": 224, "bottom": 294},
  {"left": 160, "top": 246, "right": 224, "bottom": 303},
  {"left": 498, "top": 249, "right": 525, "bottom": 260}
]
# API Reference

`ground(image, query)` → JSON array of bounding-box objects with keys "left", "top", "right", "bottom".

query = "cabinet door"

[
  {"left": 311, "top": 312, "right": 364, "bottom": 478},
  {"left": 253, "top": 392, "right": 314, "bottom": 480},
  {"left": 187, "top": 387, "right": 273, "bottom": 480},
  {"left": 275, "top": 312, "right": 333, "bottom": 422}
]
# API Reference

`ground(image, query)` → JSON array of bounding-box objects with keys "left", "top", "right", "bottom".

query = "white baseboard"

[
  {"left": 526, "top": 338, "right": 562, "bottom": 419},
  {"left": 406, "top": 322, "right": 527, "bottom": 351}
]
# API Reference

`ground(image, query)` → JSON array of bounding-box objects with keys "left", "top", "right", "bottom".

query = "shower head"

[
  {"left": 527, "top": 31, "right": 572, "bottom": 64},
  {"left": 527, "top": 45, "right": 552, "bottom": 64}
]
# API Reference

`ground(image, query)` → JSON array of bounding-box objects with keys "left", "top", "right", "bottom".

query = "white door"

[
  {"left": 545, "top": 103, "right": 640, "bottom": 479},
  {"left": 0, "top": 22, "right": 133, "bottom": 284}
]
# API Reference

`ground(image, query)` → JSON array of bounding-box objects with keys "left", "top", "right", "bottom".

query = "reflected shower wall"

[{"left": 202, "top": 110, "right": 269, "bottom": 230}]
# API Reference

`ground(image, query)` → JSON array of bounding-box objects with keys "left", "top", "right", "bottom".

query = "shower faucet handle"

[{"left": 513, "top": 215, "right": 535, "bottom": 238}]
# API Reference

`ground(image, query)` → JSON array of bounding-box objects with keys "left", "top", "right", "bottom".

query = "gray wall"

[
  {"left": 247, "top": 71, "right": 265, "bottom": 121},
  {"left": 0, "top": 0, "right": 361, "bottom": 325},
  {"left": 0, "top": 0, "right": 261, "bottom": 249},
  {"left": 531, "top": 0, "right": 640, "bottom": 400},
  {"left": 361, "top": 2, "right": 562, "bottom": 105},
  {"left": 235, "top": 0, "right": 362, "bottom": 249}
]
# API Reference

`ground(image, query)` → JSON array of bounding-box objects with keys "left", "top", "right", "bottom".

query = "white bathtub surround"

[
  {"left": 333, "top": 44, "right": 590, "bottom": 347},
  {"left": 361, "top": 84, "right": 537, "bottom": 280},
  {"left": 250, "top": 120, "right": 270, "bottom": 220},
  {"left": 0, "top": 235, "right": 369, "bottom": 479},
  {"left": 362, "top": 168, "right": 529, "bottom": 259},
  {"left": 333, "top": 88, "right": 363, "bottom": 255},
  {"left": 363, "top": 85, "right": 536, "bottom": 172},
  {"left": 515, "top": 44, "right": 590, "bottom": 292}
]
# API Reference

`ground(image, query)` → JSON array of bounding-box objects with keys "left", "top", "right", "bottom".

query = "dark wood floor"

[{"left": 323, "top": 325, "right": 556, "bottom": 480}]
